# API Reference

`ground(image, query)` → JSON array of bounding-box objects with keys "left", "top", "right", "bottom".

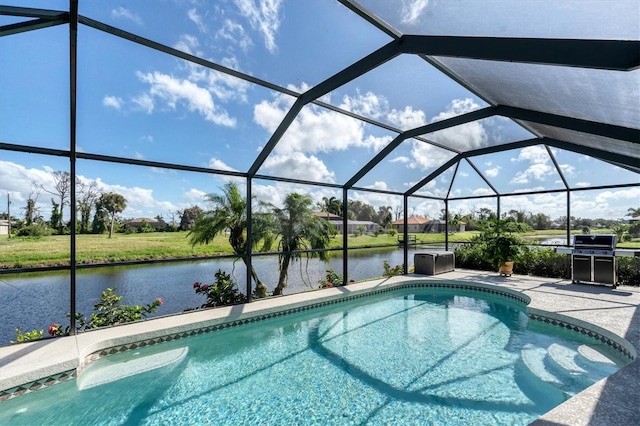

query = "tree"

[
  {"left": 627, "top": 207, "right": 640, "bottom": 218},
  {"left": 91, "top": 205, "right": 108, "bottom": 234},
  {"left": 348, "top": 200, "right": 376, "bottom": 222},
  {"left": 76, "top": 178, "right": 100, "bottom": 234},
  {"left": 42, "top": 171, "right": 71, "bottom": 234},
  {"left": 188, "top": 182, "right": 270, "bottom": 298},
  {"left": 21, "top": 183, "right": 42, "bottom": 226},
  {"left": 477, "top": 208, "right": 495, "bottom": 221},
  {"left": 97, "top": 192, "right": 127, "bottom": 238},
  {"left": 180, "top": 206, "right": 203, "bottom": 231},
  {"left": 268, "top": 193, "right": 334, "bottom": 296},
  {"left": 320, "top": 196, "right": 342, "bottom": 216},
  {"left": 376, "top": 205, "right": 393, "bottom": 229},
  {"left": 611, "top": 223, "right": 630, "bottom": 242},
  {"left": 50, "top": 199, "right": 62, "bottom": 232},
  {"left": 529, "top": 212, "right": 551, "bottom": 230}
]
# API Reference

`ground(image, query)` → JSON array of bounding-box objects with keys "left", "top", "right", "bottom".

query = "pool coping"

[{"left": 0, "top": 271, "right": 639, "bottom": 425}]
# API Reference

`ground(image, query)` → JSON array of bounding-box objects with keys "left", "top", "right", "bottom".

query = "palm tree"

[
  {"left": 376, "top": 205, "right": 392, "bottom": 229},
  {"left": 321, "top": 196, "right": 342, "bottom": 216},
  {"left": 269, "top": 193, "right": 334, "bottom": 296},
  {"left": 188, "top": 182, "right": 269, "bottom": 298},
  {"left": 97, "top": 192, "right": 127, "bottom": 238},
  {"left": 627, "top": 207, "right": 640, "bottom": 218}
]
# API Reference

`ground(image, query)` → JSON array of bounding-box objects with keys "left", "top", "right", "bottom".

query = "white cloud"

[
  {"left": 364, "top": 181, "right": 389, "bottom": 191},
  {"left": 253, "top": 90, "right": 388, "bottom": 156},
  {"left": 174, "top": 34, "right": 201, "bottom": 56},
  {"left": 208, "top": 158, "right": 239, "bottom": 173},
  {"left": 188, "top": 8, "right": 207, "bottom": 33},
  {"left": 341, "top": 91, "right": 388, "bottom": 120},
  {"left": 513, "top": 186, "right": 546, "bottom": 193},
  {"left": 0, "top": 161, "right": 53, "bottom": 202},
  {"left": 216, "top": 19, "right": 252, "bottom": 51},
  {"left": 390, "top": 156, "right": 410, "bottom": 164},
  {"left": 595, "top": 187, "right": 640, "bottom": 204},
  {"left": 234, "top": 0, "right": 283, "bottom": 53},
  {"left": 262, "top": 152, "right": 336, "bottom": 183},
  {"left": 184, "top": 188, "right": 207, "bottom": 203},
  {"left": 387, "top": 106, "right": 427, "bottom": 130},
  {"left": 501, "top": 193, "right": 567, "bottom": 217},
  {"left": 513, "top": 145, "right": 549, "bottom": 164},
  {"left": 485, "top": 166, "right": 500, "bottom": 177},
  {"left": 92, "top": 178, "right": 178, "bottom": 217},
  {"left": 136, "top": 71, "right": 236, "bottom": 127},
  {"left": 400, "top": 0, "right": 429, "bottom": 25},
  {"left": 409, "top": 139, "right": 457, "bottom": 171},
  {"left": 510, "top": 146, "right": 554, "bottom": 184},
  {"left": 511, "top": 163, "right": 553, "bottom": 184},
  {"left": 558, "top": 164, "right": 575, "bottom": 175},
  {"left": 473, "top": 188, "right": 494, "bottom": 196},
  {"left": 111, "top": 7, "right": 143, "bottom": 26},
  {"left": 132, "top": 93, "right": 154, "bottom": 114},
  {"left": 102, "top": 95, "right": 123, "bottom": 110},
  {"left": 426, "top": 98, "right": 487, "bottom": 150}
]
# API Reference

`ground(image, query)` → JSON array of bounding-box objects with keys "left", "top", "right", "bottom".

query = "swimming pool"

[{"left": 0, "top": 284, "right": 631, "bottom": 425}]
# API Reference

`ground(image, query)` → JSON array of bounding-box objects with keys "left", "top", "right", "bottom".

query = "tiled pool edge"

[{"left": 0, "top": 278, "right": 635, "bottom": 403}]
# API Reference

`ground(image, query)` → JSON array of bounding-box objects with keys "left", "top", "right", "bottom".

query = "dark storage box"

[{"left": 414, "top": 251, "right": 455, "bottom": 275}]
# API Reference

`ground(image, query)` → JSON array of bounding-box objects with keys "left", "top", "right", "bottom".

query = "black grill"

[{"left": 571, "top": 234, "right": 617, "bottom": 288}]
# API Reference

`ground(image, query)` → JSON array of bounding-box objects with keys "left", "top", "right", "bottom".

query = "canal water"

[{"left": 0, "top": 247, "right": 439, "bottom": 345}]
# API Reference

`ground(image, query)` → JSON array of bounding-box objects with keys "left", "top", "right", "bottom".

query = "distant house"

[
  {"left": 391, "top": 217, "right": 465, "bottom": 233},
  {"left": 0, "top": 220, "right": 9, "bottom": 235},
  {"left": 313, "top": 212, "right": 379, "bottom": 234},
  {"left": 391, "top": 216, "right": 430, "bottom": 233},
  {"left": 312, "top": 212, "right": 342, "bottom": 221}
]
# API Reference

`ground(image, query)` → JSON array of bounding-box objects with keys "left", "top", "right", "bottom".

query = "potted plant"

[{"left": 481, "top": 219, "right": 523, "bottom": 277}]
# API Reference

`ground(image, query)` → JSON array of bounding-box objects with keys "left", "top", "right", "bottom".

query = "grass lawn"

[{"left": 1, "top": 229, "right": 634, "bottom": 270}]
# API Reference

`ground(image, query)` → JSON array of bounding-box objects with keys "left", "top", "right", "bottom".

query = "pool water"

[{"left": 0, "top": 288, "right": 628, "bottom": 425}]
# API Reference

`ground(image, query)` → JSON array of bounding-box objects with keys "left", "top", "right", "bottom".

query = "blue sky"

[{"left": 1, "top": 0, "right": 638, "bottom": 222}]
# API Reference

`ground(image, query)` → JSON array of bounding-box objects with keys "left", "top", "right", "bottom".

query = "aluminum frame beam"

[
  {"left": 496, "top": 105, "right": 640, "bottom": 143},
  {"left": 248, "top": 39, "right": 404, "bottom": 176},
  {"left": 400, "top": 35, "right": 640, "bottom": 71}
]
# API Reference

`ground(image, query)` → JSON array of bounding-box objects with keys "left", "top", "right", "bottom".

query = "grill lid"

[{"left": 573, "top": 234, "right": 617, "bottom": 249}]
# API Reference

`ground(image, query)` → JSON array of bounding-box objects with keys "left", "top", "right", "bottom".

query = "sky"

[{"left": 1, "top": 0, "right": 638, "bottom": 223}]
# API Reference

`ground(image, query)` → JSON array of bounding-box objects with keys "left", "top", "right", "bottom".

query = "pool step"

[
  {"left": 519, "top": 343, "right": 618, "bottom": 398},
  {"left": 521, "top": 344, "right": 563, "bottom": 385}
]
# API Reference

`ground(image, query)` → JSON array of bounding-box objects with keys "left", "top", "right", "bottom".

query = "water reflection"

[{"left": 0, "top": 247, "right": 437, "bottom": 345}]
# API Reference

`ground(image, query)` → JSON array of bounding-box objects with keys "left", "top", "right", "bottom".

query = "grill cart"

[{"left": 570, "top": 234, "right": 618, "bottom": 288}]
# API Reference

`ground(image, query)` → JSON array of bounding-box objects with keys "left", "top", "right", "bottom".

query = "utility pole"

[{"left": 6, "top": 193, "right": 11, "bottom": 238}]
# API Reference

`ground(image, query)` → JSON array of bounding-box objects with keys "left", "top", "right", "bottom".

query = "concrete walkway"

[{"left": 1, "top": 270, "right": 638, "bottom": 425}]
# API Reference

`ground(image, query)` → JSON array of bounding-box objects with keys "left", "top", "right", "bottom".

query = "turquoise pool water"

[{"left": 0, "top": 287, "right": 628, "bottom": 425}]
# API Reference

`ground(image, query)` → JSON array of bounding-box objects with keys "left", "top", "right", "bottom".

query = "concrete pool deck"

[{"left": 0, "top": 269, "right": 638, "bottom": 425}]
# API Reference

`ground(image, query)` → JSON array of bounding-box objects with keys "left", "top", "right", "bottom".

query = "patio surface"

[{"left": 0, "top": 269, "right": 638, "bottom": 425}]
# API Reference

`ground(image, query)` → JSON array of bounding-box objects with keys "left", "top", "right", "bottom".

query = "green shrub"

[
  {"left": 454, "top": 242, "right": 493, "bottom": 271},
  {"left": 456, "top": 242, "right": 638, "bottom": 286},
  {"left": 517, "top": 246, "right": 570, "bottom": 278},
  {"left": 383, "top": 260, "right": 403, "bottom": 277},
  {"left": 318, "top": 269, "right": 343, "bottom": 288},
  {"left": 48, "top": 288, "right": 163, "bottom": 336},
  {"left": 618, "top": 257, "right": 640, "bottom": 286},
  {"left": 12, "top": 328, "right": 44, "bottom": 343},
  {"left": 192, "top": 269, "right": 246, "bottom": 308},
  {"left": 17, "top": 223, "right": 53, "bottom": 238}
]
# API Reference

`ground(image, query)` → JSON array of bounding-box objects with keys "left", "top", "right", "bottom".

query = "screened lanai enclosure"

[{"left": 0, "top": 1, "right": 638, "bottom": 340}]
